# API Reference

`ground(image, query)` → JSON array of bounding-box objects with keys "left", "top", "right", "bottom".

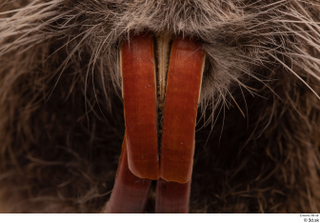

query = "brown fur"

[{"left": 1, "top": 0, "right": 320, "bottom": 212}]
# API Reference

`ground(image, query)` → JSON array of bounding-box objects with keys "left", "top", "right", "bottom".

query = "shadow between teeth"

[{"left": 103, "top": 33, "right": 205, "bottom": 213}]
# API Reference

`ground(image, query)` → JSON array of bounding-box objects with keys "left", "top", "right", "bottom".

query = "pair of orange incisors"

[{"left": 103, "top": 33, "right": 205, "bottom": 213}]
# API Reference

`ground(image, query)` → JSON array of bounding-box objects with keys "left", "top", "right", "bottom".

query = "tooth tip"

[
  {"left": 160, "top": 172, "right": 191, "bottom": 184},
  {"left": 127, "top": 162, "right": 160, "bottom": 180}
]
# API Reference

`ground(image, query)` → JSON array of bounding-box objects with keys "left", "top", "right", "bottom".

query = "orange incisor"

[
  {"left": 121, "top": 33, "right": 159, "bottom": 180},
  {"left": 160, "top": 37, "right": 205, "bottom": 184},
  {"left": 106, "top": 33, "right": 205, "bottom": 213}
]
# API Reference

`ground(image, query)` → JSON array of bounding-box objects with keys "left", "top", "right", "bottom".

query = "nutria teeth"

[{"left": 1, "top": 0, "right": 320, "bottom": 213}]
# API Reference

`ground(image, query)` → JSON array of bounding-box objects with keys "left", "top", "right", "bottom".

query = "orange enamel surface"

[
  {"left": 155, "top": 178, "right": 191, "bottom": 213},
  {"left": 160, "top": 37, "right": 205, "bottom": 183},
  {"left": 102, "top": 135, "right": 152, "bottom": 213},
  {"left": 121, "top": 34, "right": 159, "bottom": 180}
]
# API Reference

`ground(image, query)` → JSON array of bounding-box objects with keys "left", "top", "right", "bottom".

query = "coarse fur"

[{"left": 0, "top": 0, "right": 320, "bottom": 212}]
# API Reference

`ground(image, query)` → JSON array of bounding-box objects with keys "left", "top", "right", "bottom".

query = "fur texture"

[{"left": 1, "top": 0, "right": 320, "bottom": 212}]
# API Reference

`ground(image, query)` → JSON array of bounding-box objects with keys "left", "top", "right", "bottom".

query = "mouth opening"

[{"left": 154, "top": 31, "right": 173, "bottom": 155}]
